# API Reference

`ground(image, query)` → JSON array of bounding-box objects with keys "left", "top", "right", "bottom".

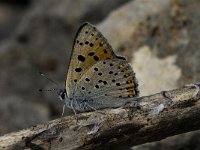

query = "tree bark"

[{"left": 0, "top": 83, "right": 200, "bottom": 150}]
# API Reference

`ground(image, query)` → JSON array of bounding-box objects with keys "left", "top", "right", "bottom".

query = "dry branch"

[{"left": 0, "top": 83, "right": 200, "bottom": 150}]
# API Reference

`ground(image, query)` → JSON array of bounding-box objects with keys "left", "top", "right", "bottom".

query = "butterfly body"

[{"left": 59, "top": 23, "right": 139, "bottom": 112}]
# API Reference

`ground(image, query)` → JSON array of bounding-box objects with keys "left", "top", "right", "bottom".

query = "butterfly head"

[
  {"left": 58, "top": 89, "right": 72, "bottom": 106},
  {"left": 58, "top": 89, "right": 67, "bottom": 101}
]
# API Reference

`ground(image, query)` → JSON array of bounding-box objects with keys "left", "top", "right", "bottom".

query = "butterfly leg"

[
  {"left": 70, "top": 100, "right": 79, "bottom": 125},
  {"left": 61, "top": 104, "right": 66, "bottom": 118}
]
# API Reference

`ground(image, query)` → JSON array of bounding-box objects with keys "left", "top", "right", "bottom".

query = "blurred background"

[{"left": 0, "top": 0, "right": 199, "bottom": 149}]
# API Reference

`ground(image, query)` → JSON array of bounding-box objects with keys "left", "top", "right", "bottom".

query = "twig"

[{"left": 0, "top": 83, "right": 200, "bottom": 150}]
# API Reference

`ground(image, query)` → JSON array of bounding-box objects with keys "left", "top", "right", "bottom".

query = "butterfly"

[{"left": 59, "top": 22, "right": 139, "bottom": 112}]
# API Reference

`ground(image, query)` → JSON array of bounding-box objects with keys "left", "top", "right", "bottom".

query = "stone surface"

[
  {"left": 0, "top": 96, "right": 49, "bottom": 134},
  {"left": 133, "top": 46, "right": 181, "bottom": 96},
  {"left": 0, "top": 1, "right": 30, "bottom": 42}
]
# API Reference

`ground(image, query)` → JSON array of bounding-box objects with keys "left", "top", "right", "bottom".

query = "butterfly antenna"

[
  {"left": 39, "top": 71, "right": 61, "bottom": 87},
  {"left": 39, "top": 88, "right": 61, "bottom": 92}
]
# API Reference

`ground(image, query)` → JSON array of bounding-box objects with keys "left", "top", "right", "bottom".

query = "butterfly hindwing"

[
  {"left": 66, "top": 23, "right": 117, "bottom": 98},
  {"left": 73, "top": 58, "right": 139, "bottom": 111}
]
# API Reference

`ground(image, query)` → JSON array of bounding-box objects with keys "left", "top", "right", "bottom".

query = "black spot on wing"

[
  {"left": 94, "top": 67, "right": 98, "bottom": 71},
  {"left": 78, "top": 55, "right": 85, "bottom": 62},
  {"left": 88, "top": 52, "right": 95, "bottom": 56},
  {"left": 85, "top": 78, "right": 90, "bottom": 81},
  {"left": 89, "top": 43, "right": 94, "bottom": 47},
  {"left": 116, "top": 83, "right": 121, "bottom": 86},
  {"left": 93, "top": 55, "right": 99, "bottom": 61},
  {"left": 75, "top": 68, "right": 82, "bottom": 72},
  {"left": 95, "top": 85, "right": 99, "bottom": 88},
  {"left": 98, "top": 73, "right": 102, "bottom": 76}
]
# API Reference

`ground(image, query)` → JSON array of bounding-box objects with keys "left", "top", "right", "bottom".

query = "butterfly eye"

[
  {"left": 59, "top": 89, "right": 66, "bottom": 100},
  {"left": 61, "top": 92, "right": 65, "bottom": 99}
]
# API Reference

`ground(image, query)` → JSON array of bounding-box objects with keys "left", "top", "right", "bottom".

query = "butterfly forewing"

[
  {"left": 66, "top": 23, "right": 117, "bottom": 98},
  {"left": 74, "top": 58, "right": 139, "bottom": 110}
]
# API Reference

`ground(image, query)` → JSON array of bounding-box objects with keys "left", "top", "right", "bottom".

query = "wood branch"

[{"left": 0, "top": 83, "right": 200, "bottom": 150}]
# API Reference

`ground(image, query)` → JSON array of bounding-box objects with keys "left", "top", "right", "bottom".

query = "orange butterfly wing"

[{"left": 66, "top": 23, "right": 117, "bottom": 98}]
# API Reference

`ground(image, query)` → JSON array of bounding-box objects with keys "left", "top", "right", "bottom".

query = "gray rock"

[{"left": 0, "top": 96, "right": 49, "bottom": 135}]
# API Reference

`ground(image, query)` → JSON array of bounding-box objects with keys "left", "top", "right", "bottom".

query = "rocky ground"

[{"left": 0, "top": 0, "right": 199, "bottom": 149}]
